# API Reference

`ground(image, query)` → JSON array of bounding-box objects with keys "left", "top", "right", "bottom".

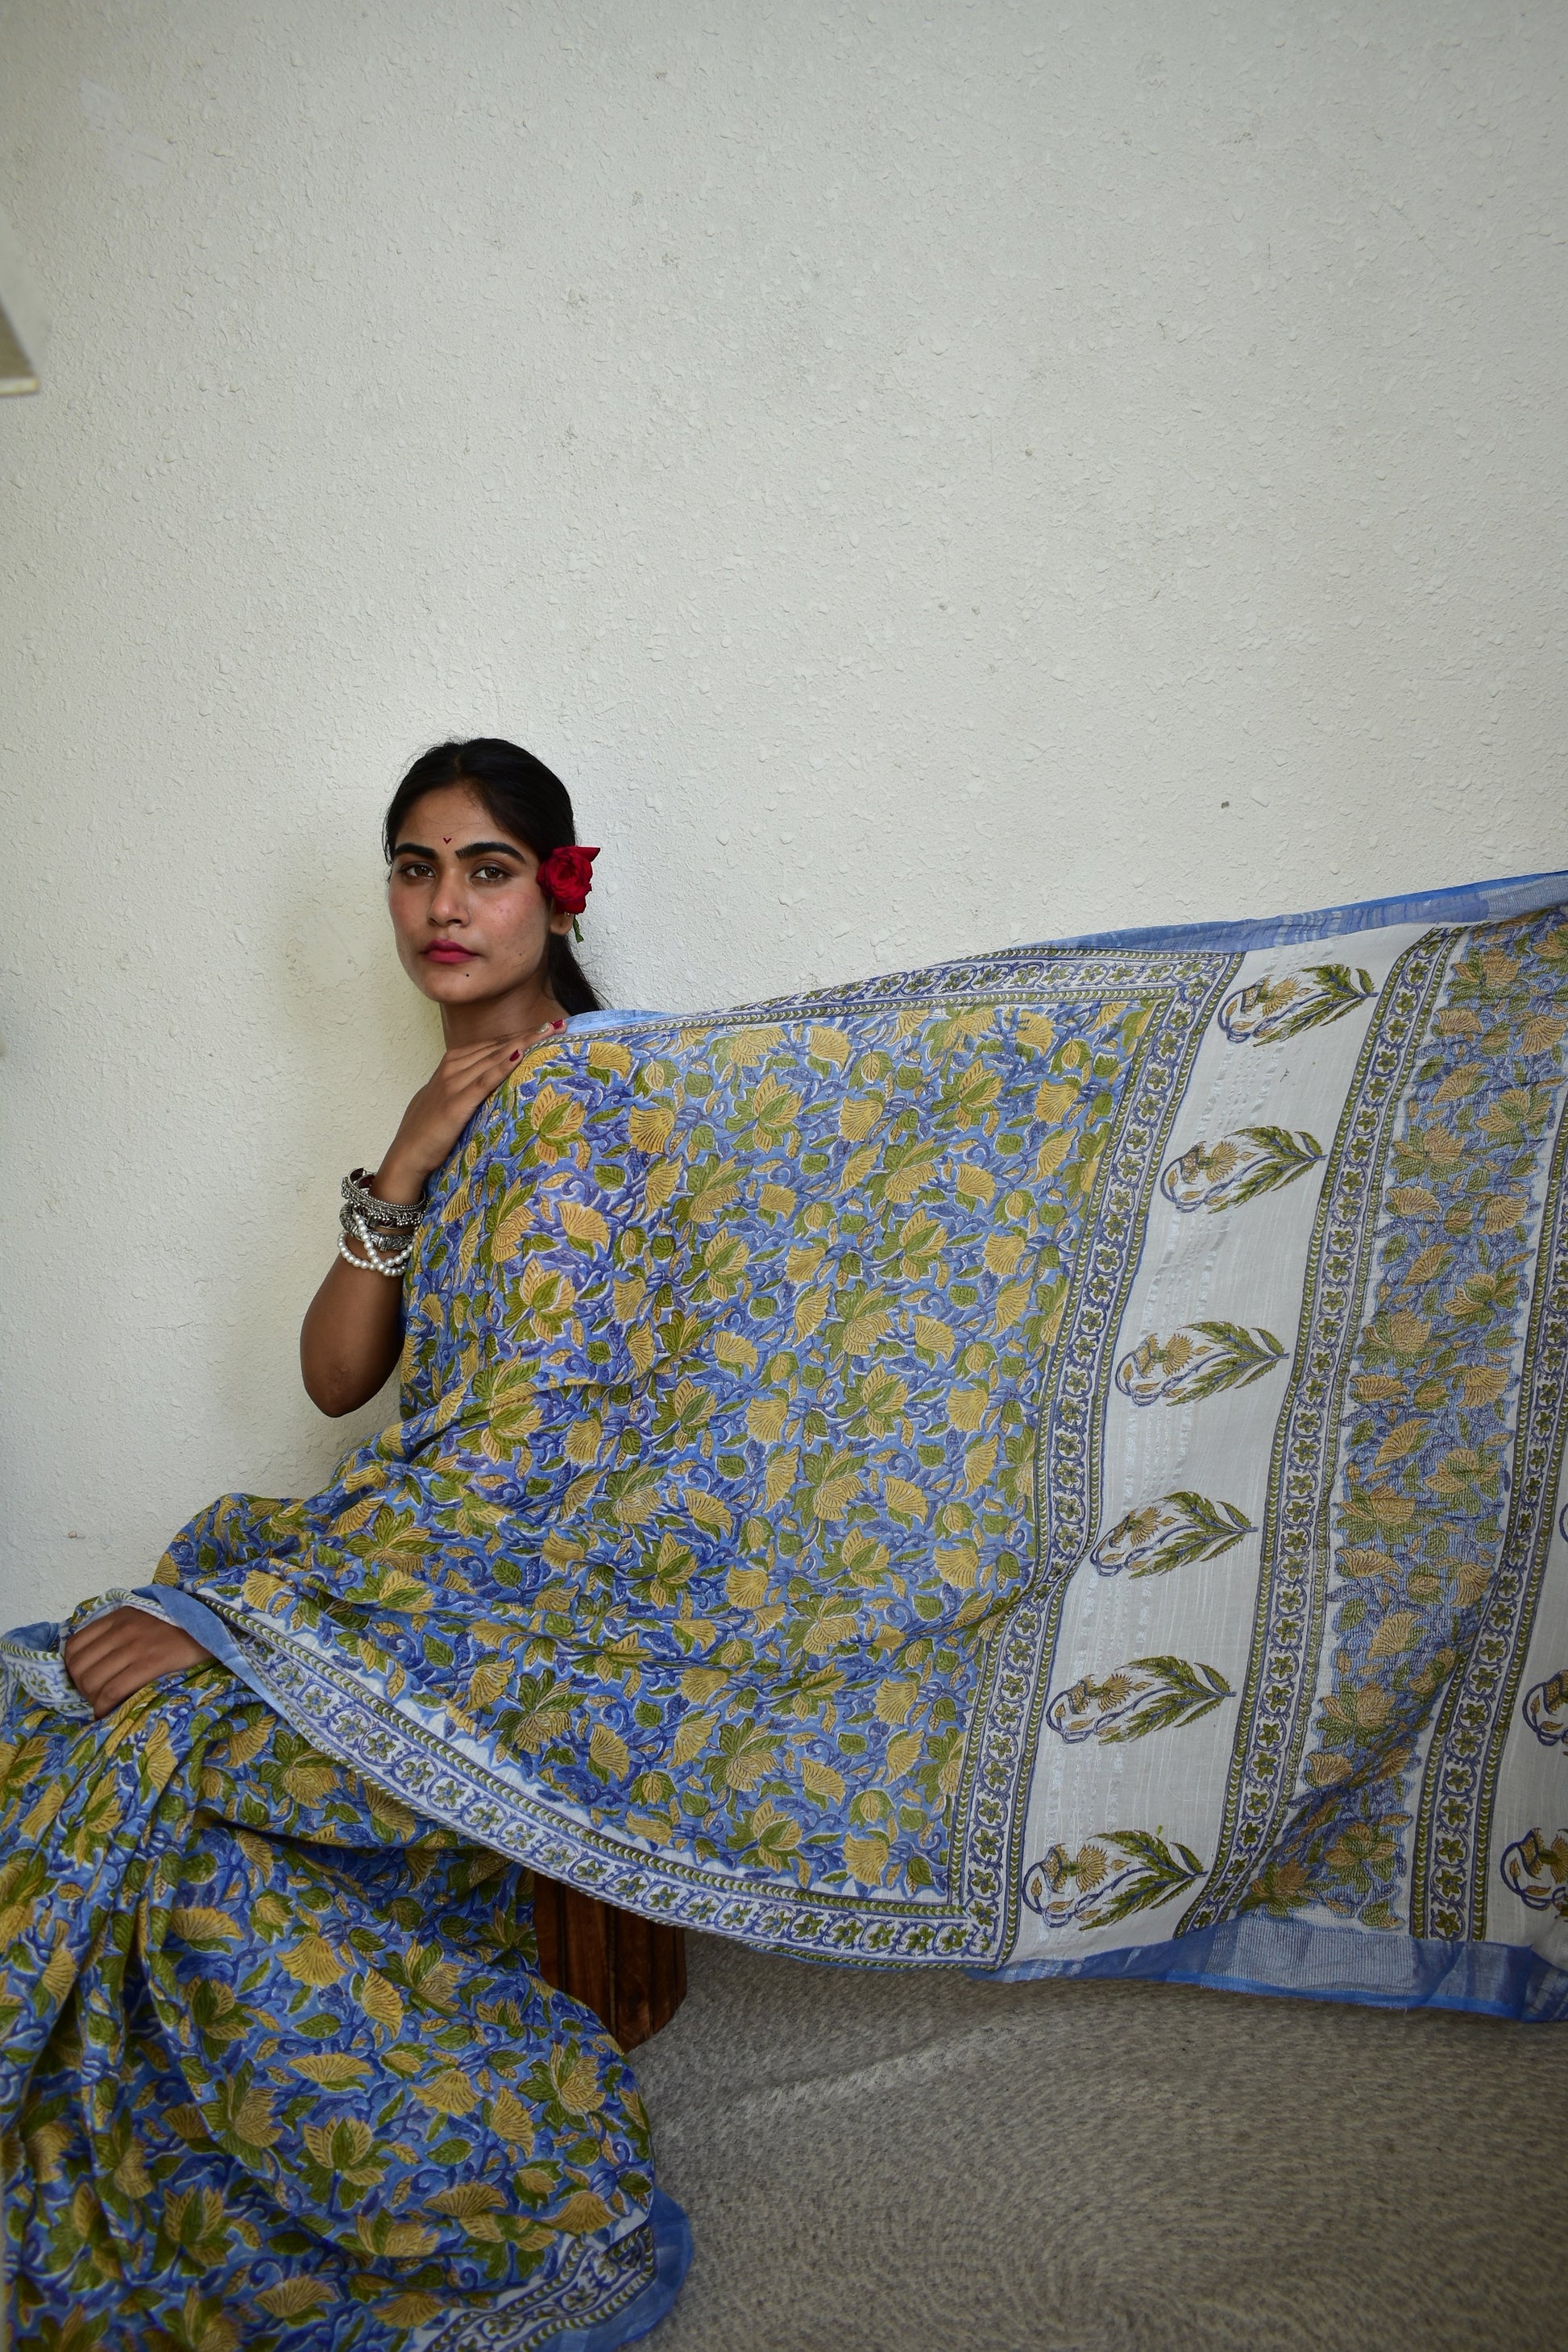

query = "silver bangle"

[{"left": 341, "top": 1168, "right": 425, "bottom": 1230}]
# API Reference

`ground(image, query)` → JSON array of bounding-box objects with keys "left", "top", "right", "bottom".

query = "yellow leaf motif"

[
  {"left": 953, "top": 1162, "right": 996, "bottom": 1205},
  {"left": 759, "top": 1183, "right": 798, "bottom": 1218},
  {"left": 429, "top": 2181, "right": 508, "bottom": 2223},
  {"left": 682, "top": 1487, "right": 734, "bottom": 1538},
  {"left": 168, "top": 1906, "right": 243, "bottom": 1949},
  {"left": 257, "top": 2282, "right": 337, "bottom": 2321},
  {"left": 586, "top": 1037, "right": 633, "bottom": 1077},
  {"left": 1366, "top": 1610, "right": 1421, "bottom": 1661},
  {"left": 366, "top": 1785, "right": 417, "bottom": 1840},
  {"left": 983, "top": 1232, "right": 1027, "bottom": 1278},
  {"left": 838, "top": 1094, "right": 885, "bottom": 1143},
  {"left": 26, "top": 2121, "right": 73, "bottom": 2182},
  {"left": 379, "top": 2293, "right": 446, "bottom": 2328},
  {"left": 589, "top": 1724, "right": 630, "bottom": 1780},
  {"left": 726, "top": 1566, "right": 769, "bottom": 1610},
  {"left": 748, "top": 1394, "right": 792, "bottom": 1443},
  {"left": 553, "top": 2190, "right": 614, "bottom": 2235},
  {"left": 289, "top": 2052, "right": 371, "bottom": 2089},
  {"left": 141, "top": 1720, "right": 178, "bottom": 1795},
  {"left": 20, "top": 1783, "right": 65, "bottom": 1839},
  {"left": 993, "top": 1281, "right": 1030, "bottom": 1335},
  {"left": 491, "top": 2084, "right": 534, "bottom": 2147},
  {"left": 467, "top": 1657, "right": 513, "bottom": 1711},
  {"left": 210, "top": 2083, "right": 281, "bottom": 2152},
  {"left": 936, "top": 1541, "right": 980, "bottom": 1591},
  {"left": 843, "top": 1832, "right": 890, "bottom": 1886},
  {"left": 563, "top": 1415, "right": 603, "bottom": 1466},
  {"left": 644, "top": 1159, "right": 682, "bottom": 1212},
  {"left": 875, "top": 1678, "right": 918, "bottom": 1724},
  {"left": 671, "top": 1713, "right": 716, "bottom": 1766},
  {"left": 414, "top": 2068, "right": 481, "bottom": 2118},
  {"left": 883, "top": 1477, "right": 928, "bottom": 1526},
  {"left": 765, "top": 1450, "right": 799, "bottom": 1508},
  {"left": 886, "top": 1731, "right": 923, "bottom": 1783},
  {"left": 628, "top": 1101, "right": 677, "bottom": 1153},
  {"left": 558, "top": 1200, "right": 610, "bottom": 1250},
  {"left": 912, "top": 1315, "right": 956, "bottom": 1360},
  {"left": 947, "top": 1385, "right": 989, "bottom": 1433},
  {"left": 1372, "top": 1420, "right": 1428, "bottom": 1472},
  {"left": 281, "top": 1758, "right": 339, "bottom": 1805},
  {"left": 356, "top": 2217, "right": 438, "bottom": 2259},
  {"left": 802, "top": 1758, "right": 845, "bottom": 1806},
  {"left": 964, "top": 1437, "right": 999, "bottom": 1493},
  {"left": 279, "top": 1935, "right": 347, "bottom": 1987},
  {"left": 551, "top": 2049, "right": 605, "bottom": 2115}
]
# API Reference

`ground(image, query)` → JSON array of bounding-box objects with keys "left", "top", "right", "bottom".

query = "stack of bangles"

[{"left": 338, "top": 1169, "right": 425, "bottom": 1276}]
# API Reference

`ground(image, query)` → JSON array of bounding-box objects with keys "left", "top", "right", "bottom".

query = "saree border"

[
  {"left": 958, "top": 949, "right": 1243, "bottom": 1965},
  {"left": 1179, "top": 927, "right": 1455, "bottom": 1931},
  {"left": 1412, "top": 1085, "right": 1568, "bottom": 1939}
]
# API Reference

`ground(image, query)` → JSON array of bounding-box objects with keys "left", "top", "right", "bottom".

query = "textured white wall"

[{"left": 2, "top": 0, "right": 1564, "bottom": 1624}]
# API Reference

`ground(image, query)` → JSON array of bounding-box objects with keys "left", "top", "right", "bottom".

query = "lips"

[{"left": 424, "top": 941, "right": 477, "bottom": 964}]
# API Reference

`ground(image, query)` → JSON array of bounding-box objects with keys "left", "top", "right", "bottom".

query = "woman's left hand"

[{"left": 63, "top": 1606, "right": 215, "bottom": 1719}]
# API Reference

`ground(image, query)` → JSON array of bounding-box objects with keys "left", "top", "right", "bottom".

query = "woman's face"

[{"left": 387, "top": 783, "right": 570, "bottom": 1010}]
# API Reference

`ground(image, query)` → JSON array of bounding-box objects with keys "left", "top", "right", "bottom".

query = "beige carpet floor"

[{"left": 633, "top": 1932, "right": 1564, "bottom": 2351}]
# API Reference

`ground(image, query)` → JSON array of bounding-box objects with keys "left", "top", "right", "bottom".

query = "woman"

[
  {"left": 15, "top": 747, "right": 1566, "bottom": 2343},
  {"left": 1, "top": 741, "right": 690, "bottom": 2350}
]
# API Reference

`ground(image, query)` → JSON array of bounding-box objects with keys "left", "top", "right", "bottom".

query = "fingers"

[
  {"left": 63, "top": 1608, "right": 214, "bottom": 1719},
  {"left": 439, "top": 1023, "right": 563, "bottom": 1081}
]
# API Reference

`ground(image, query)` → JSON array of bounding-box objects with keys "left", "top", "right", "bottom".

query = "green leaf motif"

[
  {"left": 1219, "top": 962, "right": 1379, "bottom": 1044},
  {"left": 1114, "top": 1321, "right": 1288, "bottom": 1406},
  {"left": 1023, "top": 1829, "right": 1207, "bottom": 1929},
  {"left": 1090, "top": 1490, "right": 1255, "bottom": 1577},
  {"left": 1047, "top": 1657, "right": 1234, "bottom": 1744},
  {"left": 1160, "top": 1126, "right": 1325, "bottom": 1213}
]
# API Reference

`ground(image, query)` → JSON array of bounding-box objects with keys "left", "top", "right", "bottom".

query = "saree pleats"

[{"left": 0, "top": 1672, "right": 674, "bottom": 2350}]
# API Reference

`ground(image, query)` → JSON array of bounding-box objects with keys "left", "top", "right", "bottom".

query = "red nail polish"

[{"left": 510, "top": 1050, "right": 520, "bottom": 1061}]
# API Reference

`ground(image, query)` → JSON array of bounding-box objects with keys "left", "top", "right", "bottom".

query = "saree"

[{"left": 6, "top": 869, "right": 1568, "bottom": 2346}]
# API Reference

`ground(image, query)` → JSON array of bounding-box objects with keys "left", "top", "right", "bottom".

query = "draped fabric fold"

[{"left": 6, "top": 869, "right": 1568, "bottom": 2344}]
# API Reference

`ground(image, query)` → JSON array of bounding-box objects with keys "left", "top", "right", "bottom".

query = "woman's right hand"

[
  {"left": 375, "top": 1023, "right": 565, "bottom": 1201},
  {"left": 300, "top": 1018, "right": 563, "bottom": 1416}
]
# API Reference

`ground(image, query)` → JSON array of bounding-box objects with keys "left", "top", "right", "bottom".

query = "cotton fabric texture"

[{"left": 5, "top": 872, "right": 1568, "bottom": 2348}]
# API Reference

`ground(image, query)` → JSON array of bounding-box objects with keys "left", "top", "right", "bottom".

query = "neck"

[{"left": 439, "top": 970, "right": 566, "bottom": 1049}]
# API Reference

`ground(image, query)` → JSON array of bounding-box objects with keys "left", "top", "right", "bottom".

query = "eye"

[
  {"left": 473, "top": 861, "right": 515, "bottom": 882},
  {"left": 393, "top": 858, "right": 433, "bottom": 881}
]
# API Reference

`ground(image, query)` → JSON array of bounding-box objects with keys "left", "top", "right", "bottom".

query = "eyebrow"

[{"left": 392, "top": 839, "right": 528, "bottom": 861}]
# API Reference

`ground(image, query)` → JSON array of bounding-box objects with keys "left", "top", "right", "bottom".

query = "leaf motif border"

[{"left": 1180, "top": 928, "right": 1455, "bottom": 1932}]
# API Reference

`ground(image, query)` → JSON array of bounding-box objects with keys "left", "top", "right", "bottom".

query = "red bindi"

[{"left": 443, "top": 835, "right": 452, "bottom": 842}]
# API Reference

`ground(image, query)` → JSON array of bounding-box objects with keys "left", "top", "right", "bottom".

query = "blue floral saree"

[{"left": 7, "top": 870, "right": 1568, "bottom": 2346}]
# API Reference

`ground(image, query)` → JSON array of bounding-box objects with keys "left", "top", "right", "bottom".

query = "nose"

[{"left": 429, "top": 865, "right": 468, "bottom": 925}]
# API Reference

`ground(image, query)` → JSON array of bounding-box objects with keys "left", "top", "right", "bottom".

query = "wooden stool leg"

[{"left": 530, "top": 1875, "right": 688, "bottom": 2051}]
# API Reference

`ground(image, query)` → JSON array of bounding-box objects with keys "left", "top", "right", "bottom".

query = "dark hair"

[{"left": 384, "top": 737, "right": 603, "bottom": 1014}]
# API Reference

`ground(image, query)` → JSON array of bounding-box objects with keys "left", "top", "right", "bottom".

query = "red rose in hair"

[{"left": 536, "top": 844, "right": 599, "bottom": 915}]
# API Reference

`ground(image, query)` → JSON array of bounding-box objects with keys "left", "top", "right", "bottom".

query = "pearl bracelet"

[{"left": 338, "top": 1208, "right": 417, "bottom": 1276}]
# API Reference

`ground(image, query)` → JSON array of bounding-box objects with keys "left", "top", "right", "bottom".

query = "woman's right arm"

[{"left": 300, "top": 1032, "right": 550, "bottom": 1416}]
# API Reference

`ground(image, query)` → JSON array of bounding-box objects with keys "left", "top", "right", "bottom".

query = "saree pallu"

[{"left": 7, "top": 871, "right": 1568, "bottom": 2345}]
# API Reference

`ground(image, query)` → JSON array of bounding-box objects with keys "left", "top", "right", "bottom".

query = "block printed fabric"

[{"left": 6, "top": 873, "right": 1568, "bottom": 2346}]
